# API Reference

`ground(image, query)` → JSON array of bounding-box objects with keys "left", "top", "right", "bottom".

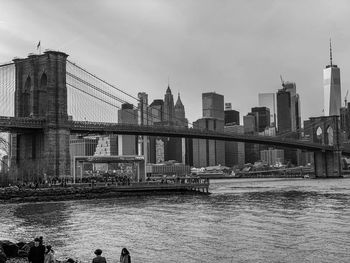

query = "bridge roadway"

[{"left": 1, "top": 116, "right": 343, "bottom": 153}]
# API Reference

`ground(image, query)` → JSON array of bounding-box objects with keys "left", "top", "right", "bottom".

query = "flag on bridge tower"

[{"left": 37, "top": 41, "right": 41, "bottom": 54}]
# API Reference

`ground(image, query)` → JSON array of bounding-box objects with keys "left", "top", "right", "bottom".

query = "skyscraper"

[
  {"left": 148, "top": 99, "right": 164, "bottom": 124},
  {"left": 138, "top": 92, "right": 149, "bottom": 125},
  {"left": 251, "top": 107, "right": 270, "bottom": 132},
  {"left": 174, "top": 93, "right": 188, "bottom": 127},
  {"left": 202, "top": 92, "right": 224, "bottom": 120},
  {"left": 163, "top": 86, "right": 175, "bottom": 123},
  {"left": 192, "top": 118, "right": 225, "bottom": 167},
  {"left": 277, "top": 81, "right": 301, "bottom": 134},
  {"left": 258, "top": 93, "right": 276, "bottom": 127},
  {"left": 224, "top": 103, "right": 240, "bottom": 125},
  {"left": 324, "top": 40, "right": 341, "bottom": 116},
  {"left": 276, "top": 81, "right": 301, "bottom": 165},
  {"left": 118, "top": 103, "right": 138, "bottom": 155}
]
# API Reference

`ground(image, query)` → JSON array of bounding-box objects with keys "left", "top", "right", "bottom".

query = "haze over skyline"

[{"left": 1, "top": 0, "right": 350, "bottom": 123}]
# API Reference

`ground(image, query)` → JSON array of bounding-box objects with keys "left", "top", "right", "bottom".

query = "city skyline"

[{"left": 1, "top": 1, "right": 350, "bottom": 123}]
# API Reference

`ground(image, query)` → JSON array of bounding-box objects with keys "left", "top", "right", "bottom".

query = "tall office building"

[
  {"left": 277, "top": 81, "right": 301, "bottom": 134},
  {"left": 224, "top": 103, "right": 240, "bottom": 125},
  {"left": 324, "top": 40, "right": 341, "bottom": 116},
  {"left": 276, "top": 82, "right": 301, "bottom": 165},
  {"left": 117, "top": 103, "right": 138, "bottom": 155},
  {"left": 163, "top": 86, "right": 175, "bottom": 123},
  {"left": 148, "top": 99, "right": 163, "bottom": 163},
  {"left": 174, "top": 93, "right": 187, "bottom": 127},
  {"left": 149, "top": 87, "right": 186, "bottom": 164},
  {"left": 251, "top": 107, "right": 270, "bottom": 132},
  {"left": 243, "top": 114, "right": 259, "bottom": 164},
  {"left": 258, "top": 93, "right": 276, "bottom": 127},
  {"left": 202, "top": 92, "right": 224, "bottom": 120},
  {"left": 148, "top": 99, "right": 163, "bottom": 124},
  {"left": 192, "top": 118, "right": 225, "bottom": 167},
  {"left": 224, "top": 125, "right": 245, "bottom": 167},
  {"left": 174, "top": 93, "right": 189, "bottom": 164},
  {"left": 138, "top": 92, "right": 149, "bottom": 125}
]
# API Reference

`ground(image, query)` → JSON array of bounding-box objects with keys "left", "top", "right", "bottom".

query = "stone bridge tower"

[
  {"left": 11, "top": 51, "right": 70, "bottom": 180},
  {"left": 309, "top": 115, "right": 342, "bottom": 177}
]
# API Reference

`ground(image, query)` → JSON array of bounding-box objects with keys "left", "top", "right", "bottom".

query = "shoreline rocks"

[
  {"left": 0, "top": 185, "right": 203, "bottom": 203},
  {"left": 1, "top": 240, "right": 75, "bottom": 263}
]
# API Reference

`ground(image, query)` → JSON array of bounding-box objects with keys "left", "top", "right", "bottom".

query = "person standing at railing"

[{"left": 119, "top": 248, "right": 131, "bottom": 263}]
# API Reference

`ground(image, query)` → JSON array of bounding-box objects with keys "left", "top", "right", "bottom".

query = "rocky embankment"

[
  {"left": 0, "top": 240, "right": 72, "bottom": 263},
  {"left": 0, "top": 184, "right": 200, "bottom": 203},
  {"left": 0, "top": 240, "right": 32, "bottom": 263}
]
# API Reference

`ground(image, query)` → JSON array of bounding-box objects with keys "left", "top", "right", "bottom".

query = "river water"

[{"left": 1, "top": 178, "right": 350, "bottom": 263}]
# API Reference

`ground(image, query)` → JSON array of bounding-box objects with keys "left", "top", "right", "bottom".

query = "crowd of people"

[{"left": 28, "top": 237, "right": 131, "bottom": 263}]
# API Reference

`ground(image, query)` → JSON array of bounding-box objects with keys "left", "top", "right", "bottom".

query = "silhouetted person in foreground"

[
  {"left": 120, "top": 248, "right": 131, "bottom": 263},
  {"left": 28, "top": 237, "right": 46, "bottom": 263},
  {"left": 44, "top": 245, "right": 55, "bottom": 263},
  {"left": 92, "top": 249, "right": 107, "bottom": 263}
]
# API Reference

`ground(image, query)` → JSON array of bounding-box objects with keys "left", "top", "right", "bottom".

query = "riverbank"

[{"left": 0, "top": 182, "right": 209, "bottom": 203}]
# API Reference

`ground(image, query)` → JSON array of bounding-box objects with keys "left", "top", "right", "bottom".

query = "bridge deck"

[{"left": 0, "top": 116, "right": 342, "bottom": 152}]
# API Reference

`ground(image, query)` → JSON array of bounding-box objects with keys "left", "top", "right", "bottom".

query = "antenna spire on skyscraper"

[{"left": 330, "top": 38, "right": 333, "bottom": 66}]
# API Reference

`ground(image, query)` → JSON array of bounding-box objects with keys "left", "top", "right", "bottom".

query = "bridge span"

[{"left": 0, "top": 116, "right": 337, "bottom": 152}]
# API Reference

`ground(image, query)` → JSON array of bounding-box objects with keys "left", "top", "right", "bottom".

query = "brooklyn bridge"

[{"left": 0, "top": 50, "right": 348, "bottom": 179}]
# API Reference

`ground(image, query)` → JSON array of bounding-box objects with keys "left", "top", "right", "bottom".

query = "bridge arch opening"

[
  {"left": 315, "top": 126, "right": 323, "bottom": 144},
  {"left": 326, "top": 125, "right": 334, "bottom": 146},
  {"left": 22, "top": 76, "right": 31, "bottom": 117},
  {"left": 37, "top": 73, "right": 48, "bottom": 116}
]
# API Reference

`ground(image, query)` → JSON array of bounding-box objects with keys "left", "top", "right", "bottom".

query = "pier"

[{"left": 0, "top": 177, "right": 210, "bottom": 203}]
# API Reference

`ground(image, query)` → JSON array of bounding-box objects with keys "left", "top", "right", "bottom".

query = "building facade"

[
  {"left": 277, "top": 81, "right": 301, "bottom": 134},
  {"left": 251, "top": 107, "right": 270, "bottom": 132},
  {"left": 163, "top": 86, "right": 175, "bottom": 123},
  {"left": 224, "top": 109, "right": 240, "bottom": 126},
  {"left": 224, "top": 125, "right": 245, "bottom": 167},
  {"left": 260, "top": 148, "right": 284, "bottom": 166},
  {"left": 202, "top": 92, "right": 224, "bottom": 120},
  {"left": 192, "top": 118, "right": 225, "bottom": 167},
  {"left": 118, "top": 103, "right": 138, "bottom": 155},
  {"left": 258, "top": 93, "right": 276, "bottom": 127}
]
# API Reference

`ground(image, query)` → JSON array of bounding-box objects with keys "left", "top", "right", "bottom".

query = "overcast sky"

[{"left": 1, "top": 0, "right": 350, "bottom": 123}]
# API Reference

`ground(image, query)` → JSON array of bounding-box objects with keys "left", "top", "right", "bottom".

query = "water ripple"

[{"left": 1, "top": 178, "right": 350, "bottom": 262}]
